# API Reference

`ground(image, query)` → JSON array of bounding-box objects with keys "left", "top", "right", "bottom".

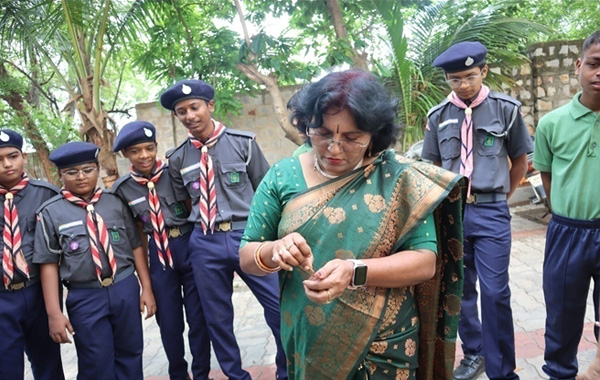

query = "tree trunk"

[
  {"left": 0, "top": 63, "right": 60, "bottom": 185},
  {"left": 325, "top": 0, "right": 369, "bottom": 70}
]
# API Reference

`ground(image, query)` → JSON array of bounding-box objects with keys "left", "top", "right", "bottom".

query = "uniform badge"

[
  {"left": 174, "top": 204, "right": 184, "bottom": 216},
  {"left": 465, "top": 57, "right": 474, "bottom": 66},
  {"left": 144, "top": 128, "right": 153, "bottom": 137},
  {"left": 192, "top": 181, "right": 200, "bottom": 190},
  {"left": 484, "top": 136, "right": 495, "bottom": 147},
  {"left": 110, "top": 230, "right": 121, "bottom": 243},
  {"left": 230, "top": 172, "right": 240, "bottom": 184},
  {"left": 141, "top": 214, "right": 148, "bottom": 223},
  {"left": 182, "top": 84, "right": 192, "bottom": 95},
  {"left": 0, "top": 132, "right": 9, "bottom": 142},
  {"left": 69, "top": 241, "right": 79, "bottom": 251}
]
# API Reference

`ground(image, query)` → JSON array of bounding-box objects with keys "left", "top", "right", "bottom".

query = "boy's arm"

[
  {"left": 132, "top": 245, "right": 156, "bottom": 319},
  {"left": 541, "top": 171, "right": 552, "bottom": 211},
  {"left": 508, "top": 153, "right": 528, "bottom": 199},
  {"left": 40, "top": 263, "right": 74, "bottom": 344}
]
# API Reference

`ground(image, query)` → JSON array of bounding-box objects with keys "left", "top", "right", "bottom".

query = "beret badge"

[
  {"left": 465, "top": 56, "right": 474, "bottom": 66},
  {"left": 0, "top": 132, "right": 9, "bottom": 142},
  {"left": 144, "top": 128, "right": 153, "bottom": 137},
  {"left": 182, "top": 84, "right": 192, "bottom": 95}
]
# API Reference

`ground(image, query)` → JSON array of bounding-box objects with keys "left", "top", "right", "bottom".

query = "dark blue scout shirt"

[
  {"left": 112, "top": 166, "right": 190, "bottom": 235},
  {"left": 0, "top": 179, "right": 59, "bottom": 282},
  {"left": 422, "top": 92, "right": 533, "bottom": 194},
  {"left": 33, "top": 192, "right": 142, "bottom": 283},
  {"left": 167, "top": 128, "right": 270, "bottom": 224}
]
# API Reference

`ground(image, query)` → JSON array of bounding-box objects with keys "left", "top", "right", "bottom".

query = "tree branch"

[
  {"left": 325, "top": 0, "right": 368, "bottom": 70},
  {"left": 2, "top": 59, "right": 61, "bottom": 115}
]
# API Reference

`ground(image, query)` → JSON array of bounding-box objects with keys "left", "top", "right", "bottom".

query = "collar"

[{"left": 569, "top": 92, "right": 598, "bottom": 120}]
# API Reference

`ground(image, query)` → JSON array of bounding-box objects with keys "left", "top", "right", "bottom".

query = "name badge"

[
  {"left": 180, "top": 162, "right": 201, "bottom": 176},
  {"left": 438, "top": 119, "right": 458, "bottom": 130},
  {"left": 58, "top": 220, "right": 84, "bottom": 232},
  {"left": 128, "top": 196, "right": 146, "bottom": 207}
]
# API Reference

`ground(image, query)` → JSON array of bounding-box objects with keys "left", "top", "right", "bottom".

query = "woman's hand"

[
  {"left": 270, "top": 232, "right": 314, "bottom": 272},
  {"left": 302, "top": 259, "right": 354, "bottom": 305}
]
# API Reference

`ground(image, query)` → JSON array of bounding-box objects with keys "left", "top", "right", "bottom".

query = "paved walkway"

[{"left": 25, "top": 204, "right": 597, "bottom": 379}]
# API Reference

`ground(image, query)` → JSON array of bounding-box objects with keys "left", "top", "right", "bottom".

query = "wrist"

[{"left": 347, "top": 259, "right": 368, "bottom": 289}]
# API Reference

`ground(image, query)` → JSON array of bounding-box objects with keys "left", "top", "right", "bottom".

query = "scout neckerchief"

[
  {"left": 447, "top": 85, "right": 490, "bottom": 197},
  {"left": 129, "top": 159, "right": 173, "bottom": 270},
  {"left": 62, "top": 188, "right": 117, "bottom": 284},
  {"left": 1, "top": 173, "right": 30, "bottom": 288},
  {"left": 188, "top": 120, "right": 226, "bottom": 234}
]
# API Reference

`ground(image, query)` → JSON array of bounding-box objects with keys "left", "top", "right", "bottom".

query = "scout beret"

[
  {"left": 49, "top": 141, "right": 100, "bottom": 169},
  {"left": 0, "top": 129, "right": 24, "bottom": 150},
  {"left": 159, "top": 79, "right": 215, "bottom": 111},
  {"left": 433, "top": 41, "right": 488, "bottom": 73},
  {"left": 113, "top": 121, "right": 156, "bottom": 152}
]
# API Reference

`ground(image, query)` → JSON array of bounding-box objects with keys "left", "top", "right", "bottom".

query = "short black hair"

[
  {"left": 582, "top": 31, "right": 600, "bottom": 58},
  {"left": 290, "top": 70, "right": 400, "bottom": 155}
]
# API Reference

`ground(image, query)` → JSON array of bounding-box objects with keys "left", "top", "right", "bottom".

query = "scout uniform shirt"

[
  {"left": 112, "top": 166, "right": 190, "bottom": 235},
  {"left": 1, "top": 180, "right": 59, "bottom": 283},
  {"left": 167, "top": 127, "right": 270, "bottom": 225},
  {"left": 34, "top": 191, "right": 142, "bottom": 284},
  {"left": 422, "top": 91, "right": 533, "bottom": 194}
]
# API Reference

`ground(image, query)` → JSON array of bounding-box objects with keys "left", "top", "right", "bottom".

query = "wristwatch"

[{"left": 348, "top": 259, "right": 368, "bottom": 289}]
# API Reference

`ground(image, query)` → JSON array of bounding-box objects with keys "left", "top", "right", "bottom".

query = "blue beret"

[
  {"left": 433, "top": 42, "right": 487, "bottom": 73},
  {"left": 0, "top": 129, "right": 23, "bottom": 150},
  {"left": 159, "top": 79, "right": 215, "bottom": 111},
  {"left": 49, "top": 141, "right": 100, "bottom": 169},
  {"left": 113, "top": 121, "right": 156, "bottom": 152}
]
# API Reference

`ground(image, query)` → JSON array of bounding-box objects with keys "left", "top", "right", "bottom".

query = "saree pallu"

[{"left": 277, "top": 150, "right": 464, "bottom": 380}]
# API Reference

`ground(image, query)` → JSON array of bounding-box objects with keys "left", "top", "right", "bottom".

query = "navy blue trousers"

[
  {"left": 149, "top": 231, "right": 211, "bottom": 380},
  {"left": 66, "top": 273, "right": 143, "bottom": 380},
  {"left": 0, "top": 282, "right": 64, "bottom": 380},
  {"left": 459, "top": 202, "right": 519, "bottom": 380},
  {"left": 189, "top": 228, "right": 287, "bottom": 380},
  {"left": 543, "top": 214, "right": 600, "bottom": 380}
]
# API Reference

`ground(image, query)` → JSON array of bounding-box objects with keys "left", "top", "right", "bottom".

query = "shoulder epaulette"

[
  {"left": 36, "top": 193, "right": 64, "bottom": 213},
  {"left": 488, "top": 91, "right": 521, "bottom": 106},
  {"left": 427, "top": 98, "right": 450, "bottom": 118},
  {"left": 166, "top": 139, "right": 188, "bottom": 159},
  {"left": 111, "top": 175, "right": 131, "bottom": 191},
  {"left": 225, "top": 128, "right": 256, "bottom": 140},
  {"left": 29, "top": 179, "right": 60, "bottom": 194}
]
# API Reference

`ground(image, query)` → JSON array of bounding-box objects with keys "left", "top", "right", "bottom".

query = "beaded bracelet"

[{"left": 254, "top": 242, "right": 281, "bottom": 273}]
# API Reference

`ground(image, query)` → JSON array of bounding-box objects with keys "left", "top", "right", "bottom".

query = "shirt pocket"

[
  {"left": 438, "top": 126, "right": 461, "bottom": 160},
  {"left": 181, "top": 169, "right": 202, "bottom": 199},
  {"left": 219, "top": 162, "right": 247, "bottom": 188},
  {"left": 21, "top": 217, "right": 37, "bottom": 254},
  {"left": 104, "top": 220, "right": 128, "bottom": 246},
  {"left": 59, "top": 224, "right": 90, "bottom": 256},
  {"left": 475, "top": 123, "right": 505, "bottom": 156},
  {"left": 160, "top": 192, "right": 188, "bottom": 222}
]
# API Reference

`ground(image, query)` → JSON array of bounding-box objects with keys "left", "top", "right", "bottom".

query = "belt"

[
  {"left": 0, "top": 277, "right": 40, "bottom": 292},
  {"left": 466, "top": 192, "right": 507, "bottom": 204},
  {"left": 65, "top": 266, "right": 135, "bottom": 289},
  {"left": 167, "top": 223, "right": 193, "bottom": 238},
  {"left": 196, "top": 220, "right": 247, "bottom": 232}
]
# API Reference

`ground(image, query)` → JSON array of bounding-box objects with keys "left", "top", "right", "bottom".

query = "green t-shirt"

[
  {"left": 533, "top": 92, "right": 600, "bottom": 220},
  {"left": 242, "top": 156, "right": 437, "bottom": 253}
]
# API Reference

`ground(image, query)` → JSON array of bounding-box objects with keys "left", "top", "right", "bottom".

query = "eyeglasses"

[
  {"left": 62, "top": 166, "right": 98, "bottom": 180},
  {"left": 306, "top": 128, "right": 370, "bottom": 153},
  {"left": 446, "top": 73, "right": 482, "bottom": 89}
]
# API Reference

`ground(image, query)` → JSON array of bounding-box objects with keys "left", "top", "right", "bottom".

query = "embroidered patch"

[
  {"left": 174, "top": 204, "right": 184, "bottom": 216},
  {"left": 127, "top": 196, "right": 146, "bottom": 207},
  {"left": 141, "top": 214, "right": 148, "bottom": 223},
  {"left": 192, "top": 181, "right": 200, "bottom": 190},
  {"left": 230, "top": 172, "right": 240, "bottom": 183},
  {"left": 69, "top": 241, "right": 79, "bottom": 251},
  {"left": 110, "top": 231, "right": 121, "bottom": 243},
  {"left": 484, "top": 136, "right": 495, "bottom": 147},
  {"left": 58, "top": 220, "right": 84, "bottom": 232}
]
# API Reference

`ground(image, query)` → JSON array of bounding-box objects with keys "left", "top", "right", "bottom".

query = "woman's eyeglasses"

[{"left": 306, "top": 128, "right": 370, "bottom": 153}]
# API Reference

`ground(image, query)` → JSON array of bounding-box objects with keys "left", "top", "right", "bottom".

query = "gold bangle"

[{"left": 254, "top": 242, "right": 280, "bottom": 273}]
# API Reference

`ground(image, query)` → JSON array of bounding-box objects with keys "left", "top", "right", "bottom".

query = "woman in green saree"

[{"left": 240, "top": 70, "right": 464, "bottom": 380}]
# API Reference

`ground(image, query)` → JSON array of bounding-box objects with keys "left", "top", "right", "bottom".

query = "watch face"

[{"left": 354, "top": 265, "right": 368, "bottom": 287}]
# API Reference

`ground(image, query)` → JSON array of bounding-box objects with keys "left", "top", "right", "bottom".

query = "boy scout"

[
  {"left": 0, "top": 129, "right": 64, "bottom": 380},
  {"left": 161, "top": 79, "right": 287, "bottom": 380},
  {"left": 34, "top": 141, "right": 156, "bottom": 380},
  {"left": 112, "top": 121, "right": 210, "bottom": 380},
  {"left": 422, "top": 41, "right": 533, "bottom": 380},
  {"left": 534, "top": 31, "right": 600, "bottom": 380}
]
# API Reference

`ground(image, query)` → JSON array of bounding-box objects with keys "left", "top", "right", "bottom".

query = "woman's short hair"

[{"left": 290, "top": 70, "right": 400, "bottom": 154}]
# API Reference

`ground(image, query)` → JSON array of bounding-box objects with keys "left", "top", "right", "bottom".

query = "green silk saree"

[{"left": 276, "top": 150, "right": 464, "bottom": 380}]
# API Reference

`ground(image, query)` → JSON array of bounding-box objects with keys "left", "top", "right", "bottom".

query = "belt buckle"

[
  {"left": 101, "top": 278, "right": 113, "bottom": 287},
  {"left": 169, "top": 226, "right": 182, "bottom": 238},
  {"left": 218, "top": 221, "right": 232, "bottom": 232},
  {"left": 466, "top": 194, "right": 476, "bottom": 204},
  {"left": 9, "top": 282, "right": 25, "bottom": 291}
]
